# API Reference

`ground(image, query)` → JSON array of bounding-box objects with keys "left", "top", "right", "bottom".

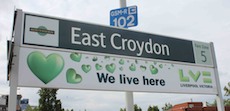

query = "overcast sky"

[{"left": 1, "top": 0, "right": 230, "bottom": 111}]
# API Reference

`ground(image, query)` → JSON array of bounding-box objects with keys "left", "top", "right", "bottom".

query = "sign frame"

[
  {"left": 8, "top": 9, "right": 225, "bottom": 111},
  {"left": 11, "top": 9, "right": 218, "bottom": 94}
]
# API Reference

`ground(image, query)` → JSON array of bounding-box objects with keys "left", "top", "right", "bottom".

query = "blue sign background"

[{"left": 110, "top": 6, "right": 138, "bottom": 28}]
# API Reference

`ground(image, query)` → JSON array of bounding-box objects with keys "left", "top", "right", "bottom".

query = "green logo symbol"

[
  {"left": 27, "top": 51, "right": 64, "bottom": 84},
  {"left": 179, "top": 69, "right": 212, "bottom": 83}
]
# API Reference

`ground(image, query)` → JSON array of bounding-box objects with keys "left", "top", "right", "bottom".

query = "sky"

[{"left": 0, "top": 0, "right": 230, "bottom": 111}]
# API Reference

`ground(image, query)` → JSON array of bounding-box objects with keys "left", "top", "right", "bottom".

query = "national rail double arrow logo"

[{"left": 30, "top": 26, "right": 55, "bottom": 36}]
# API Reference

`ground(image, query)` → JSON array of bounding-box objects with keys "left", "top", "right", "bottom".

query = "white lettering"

[
  {"left": 92, "top": 34, "right": 99, "bottom": 47},
  {"left": 111, "top": 33, "right": 121, "bottom": 49},
  {"left": 136, "top": 41, "right": 144, "bottom": 56},
  {"left": 145, "top": 39, "right": 153, "bottom": 53},
  {"left": 71, "top": 27, "right": 81, "bottom": 45},
  {"left": 127, "top": 39, "right": 136, "bottom": 51},
  {"left": 110, "top": 34, "right": 170, "bottom": 56},
  {"left": 71, "top": 27, "right": 170, "bottom": 57},
  {"left": 71, "top": 27, "right": 106, "bottom": 48},
  {"left": 153, "top": 43, "right": 161, "bottom": 55},
  {"left": 99, "top": 33, "right": 106, "bottom": 48},
  {"left": 122, "top": 38, "right": 127, "bottom": 50},
  {"left": 162, "top": 44, "right": 170, "bottom": 56},
  {"left": 82, "top": 33, "right": 91, "bottom": 46}
]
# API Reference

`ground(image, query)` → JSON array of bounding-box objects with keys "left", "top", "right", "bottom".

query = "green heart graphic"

[
  {"left": 150, "top": 65, "right": 158, "bottom": 74},
  {"left": 106, "top": 63, "right": 116, "bottom": 73},
  {"left": 159, "top": 64, "right": 163, "bottom": 69},
  {"left": 119, "top": 67, "right": 123, "bottom": 71},
  {"left": 27, "top": 51, "right": 64, "bottom": 84},
  {"left": 129, "top": 63, "right": 136, "bottom": 71},
  {"left": 95, "top": 63, "right": 103, "bottom": 70},
  {"left": 70, "top": 52, "right": 82, "bottom": 62},
  {"left": 92, "top": 56, "right": 98, "bottom": 62},
  {"left": 66, "top": 68, "right": 82, "bottom": 84},
  {"left": 119, "top": 59, "right": 125, "bottom": 65},
  {"left": 140, "top": 65, "right": 146, "bottom": 71},
  {"left": 104, "top": 56, "right": 110, "bottom": 61},
  {"left": 82, "top": 64, "right": 91, "bottom": 73}
]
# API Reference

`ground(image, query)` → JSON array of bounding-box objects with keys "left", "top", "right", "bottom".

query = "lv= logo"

[{"left": 178, "top": 69, "right": 212, "bottom": 83}]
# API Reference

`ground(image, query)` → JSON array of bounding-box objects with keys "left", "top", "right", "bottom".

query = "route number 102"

[
  {"left": 113, "top": 15, "right": 135, "bottom": 28},
  {"left": 110, "top": 6, "right": 138, "bottom": 28}
]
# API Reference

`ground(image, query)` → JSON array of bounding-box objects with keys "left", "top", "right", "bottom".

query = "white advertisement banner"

[{"left": 18, "top": 47, "right": 217, "bottom": 94}]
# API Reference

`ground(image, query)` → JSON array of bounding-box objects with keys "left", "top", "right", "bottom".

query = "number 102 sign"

[{"left": 110, "top": 6, "right": 138, "bottom": 28}]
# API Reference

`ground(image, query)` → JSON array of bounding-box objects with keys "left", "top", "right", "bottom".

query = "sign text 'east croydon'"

[
  {"left": 58, "top": 19, "right": 194, "bottom": 64},
  {"left": 71, "top": 27, "right": 170, "bottom": 57}
]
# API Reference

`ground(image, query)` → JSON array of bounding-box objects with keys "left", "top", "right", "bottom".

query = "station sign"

[{"left": 14, "top": 11, "right": 217, "bottom": 94}]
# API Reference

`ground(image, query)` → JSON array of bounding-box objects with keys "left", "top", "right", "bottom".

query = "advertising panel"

[{"left": 18, "top": 47, "right": 217, "bottom": 94}]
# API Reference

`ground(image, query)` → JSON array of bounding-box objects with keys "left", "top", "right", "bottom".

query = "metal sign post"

[
  {"left": 8, "top": 9, "right": 23, "bottom": 111},
  {"left": 210, "top": 43, "right": 225, "bottom": 111},
  {"left": 119, "top": 1, "right": 134, "bottom": 111},
  {"left": 120, "top": 0, "right": 127, "bottom": 8}
]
